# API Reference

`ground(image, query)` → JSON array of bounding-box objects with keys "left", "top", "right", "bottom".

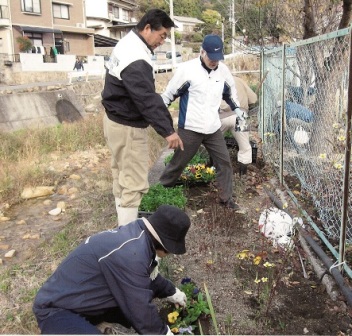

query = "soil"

[
  {"left": 1, "top": 139, "right": 352, "bottom": 335},
  {"left": 0, "top": 97, "right": 351, "bottom": 334}
]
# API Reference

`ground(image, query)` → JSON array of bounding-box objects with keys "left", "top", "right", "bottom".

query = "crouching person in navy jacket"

[{"left": 33, "top": 205, "right": 191, "bottom": 335}]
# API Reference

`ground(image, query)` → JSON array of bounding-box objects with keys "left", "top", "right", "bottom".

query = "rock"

[
  {"left": 69, "top": 174, "right": 81, "bottom": 180},
  {"left": 48, "top": 208, "right": 62, "bottom": 216},
  {"left": 0, "top": 217, "right": 10, "bottom": 222},
  {"left": 16, "top": 220, "right": 26, "bottom": 225},
  {"left": 21, "top": 186, "right": 55, "bottom": 199},
  {"left": 0, "top": 244, "right": 10, "bottom": 250},
  {"left": 68, "top": 187, "right": 78, "bottom": 195},
  {"left": 85, "top": 104, "right": 96, "bottom": 112},
  {"left": 0, "top": 259, "right": 2, "bottom": 265},
  {"left": 57, "top": 201, "right": 66, "bottom": 210},
  {"left": 57, "top": 185, "right": 68, "bottom": 195},
  {"left": 5, "top": 249, "right": 16, "bottom": 258},
  {"left": 43, "top": 199, "right": 52, "bottom": 205}
]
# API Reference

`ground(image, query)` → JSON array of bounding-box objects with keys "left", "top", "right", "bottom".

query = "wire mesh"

[{"left": 261, "top": 29, "right": 352, "bottom": 251}]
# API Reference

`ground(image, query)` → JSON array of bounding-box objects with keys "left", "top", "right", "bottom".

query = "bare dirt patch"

[{"left": 0, "top": 129, "right": 351, "bottom": 335}]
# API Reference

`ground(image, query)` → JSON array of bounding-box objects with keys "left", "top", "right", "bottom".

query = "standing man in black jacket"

[
  {"left": 33, "top": 205, "right": 190, "bottom": 335},
  {"left": 102, "top": 9, "right": 184, "bottom": 226}
]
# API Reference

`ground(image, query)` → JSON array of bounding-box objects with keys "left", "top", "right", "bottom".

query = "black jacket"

[
  {"left": 101, "top": 30, "right": 175, "bottom": 138},
  {"left": 33, "top": 220, "right": 176, "bottom": 334}
]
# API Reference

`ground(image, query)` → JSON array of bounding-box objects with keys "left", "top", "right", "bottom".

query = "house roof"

[
  {"left": 94, "top": 34, "right": 119, "bottom": 47},
  {"left": 173, "top": 16, "right": 204, "bottom": 24}
]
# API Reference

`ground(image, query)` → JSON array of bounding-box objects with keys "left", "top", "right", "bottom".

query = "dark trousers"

[
  {"left": 159, "top": 128, "right": 234, "bottom": 202},
  {"left": 37, "top": 307, "right": 131, "bottom": 334}
]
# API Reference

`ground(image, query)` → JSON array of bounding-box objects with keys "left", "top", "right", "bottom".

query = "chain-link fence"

[{"left": 260, "top": 27, "right": 352, "bottom": 277}]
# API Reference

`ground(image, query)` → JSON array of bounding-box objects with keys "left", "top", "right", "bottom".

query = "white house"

[{"left": 173, "top": 15, "right": 204, "bottom": 34}]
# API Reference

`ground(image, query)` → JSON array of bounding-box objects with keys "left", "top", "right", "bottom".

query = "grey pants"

[{"left": 159, "top": 128, "right": 234, "bottom": 202}]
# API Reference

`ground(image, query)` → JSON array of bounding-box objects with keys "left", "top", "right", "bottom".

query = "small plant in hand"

[
  {"left": 138, "top": 183, "right": 187, "bottom": 212},
  {"left": 166, "top": 278, "right": 210, "bottom": 335}
]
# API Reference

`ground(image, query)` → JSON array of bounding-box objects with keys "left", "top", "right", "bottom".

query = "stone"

[
  {"left": 57, "top": 201, "right": 66, "bottom": 210},
  {"left": 69, "top": 174, "right": 81, "bottom": 180},
  {"left": 16, "top": 220, "right": 26, "bottom": 225},
  {"left": 21, "top": 186, "right": 55, "bottom": 199},
  {"left": 5, "top": 249, "right": 16, "bottom": 258},
  {"left": 0, "top": 217, "right": 10, "bottom": 222},
  {"left": 49, "top": 208, "right": 62, "bottom": 216},
  {"left": 0, "top": 244, "right": 10, "bottom": 250}
]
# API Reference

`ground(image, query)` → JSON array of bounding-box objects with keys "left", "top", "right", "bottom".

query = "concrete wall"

[
  {"left": 0, "top": 87, "right": 86, "bottom": 132},
  {"left": 0, "top": 79, "right": 106, "bottom": 132}
]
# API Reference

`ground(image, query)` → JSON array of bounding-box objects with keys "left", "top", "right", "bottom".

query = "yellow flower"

[
  {"left": 319, "top": 153, "right": 327, "bottom": 159},
  {"left": 338, "top": 135, "right": 346, "bottom": 142},
  {"left": 334, "top": 163, "right": 343, "bottom": 169},
  {"left": 254, "top": 277, "right": 261, "bottom": 284},
  {"left": 171, "top": 327, "right": 179, "bottom": 333},
  {"left": 261, "top": 277, "right": 268, "bottom": 282},
  {"left": 195, "top": 173, "right": 202, "bottom": 179},
  {"left": 263, "top": 262, "right": 275, "bottom": 268},
  {"left": 237, "top": 249, "right": 250, "bottom": 260},
  {"left": 333, "top": 123, "right": 340, "bottom": 129},
  {"left": 253, "top": 255, "right": 262, "bottom": 265},
  {"left": 168, "top": 311, "right": 179, "bottom": 324},
  {"left": 206, "top": 167, "right": 215, "bottom": 174}
]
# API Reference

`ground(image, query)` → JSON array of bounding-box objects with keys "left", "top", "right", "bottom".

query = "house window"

[
  {"left": 21, "top": 0, "right": 41, "bottom": 13},
  {"left": 24, "top": 32, "right": 43, "bottom": 46},
  {"left": 108, "top": 4, "right": 119, "bottom": 19},
  {"left": 53, "top": 4, "right": 69, "bottom": 19},
  {"left": 121, "top": 9, "right": 129, "bottom": 21},
  {"left": 0, "top": 4, "right": 9, "bottom": 19}
]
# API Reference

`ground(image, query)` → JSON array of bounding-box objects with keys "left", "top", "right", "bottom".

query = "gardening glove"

[
  {"left": 150, "top": 256, "right": 160, "bottom": 280},
  {"left": 234, "top": 107, "right": 248, "bottom": 121},
  {"left": 235, "top": 117, "right": 249, "bottom": 132},
  {"left": 166, "top": 326, "right": 174, "bottom": 335},
  {"left": 167, "top": 288, "right": 187, "bottom": 307}
]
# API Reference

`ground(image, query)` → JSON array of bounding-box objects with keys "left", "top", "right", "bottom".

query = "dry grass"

[
  {"left": 0, "top": 111, "right": 167, "bottom": 334},
  {"left": 0, "top": 113, "right": 167, "bottom": 210}
]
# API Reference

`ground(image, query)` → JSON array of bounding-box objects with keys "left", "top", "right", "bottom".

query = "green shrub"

[{"left": 139, "top": 183, "right": 187, "bottom": 212}]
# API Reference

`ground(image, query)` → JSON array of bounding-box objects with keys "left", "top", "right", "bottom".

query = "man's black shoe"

[
  {"left": 239, "top": 163, "right": 248, "bottom": 176},
  {"left": 220, "top": 199, "right": 240, "bottom": 210}
]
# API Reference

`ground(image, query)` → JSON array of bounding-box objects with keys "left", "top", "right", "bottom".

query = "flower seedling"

[{"left": 166, "top": 277, "right": 210, "bottom": 335}]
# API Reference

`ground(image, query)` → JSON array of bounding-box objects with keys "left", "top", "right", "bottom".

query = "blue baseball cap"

[{"left": 202, "top": 34, "right": 224, "bottom": 61}]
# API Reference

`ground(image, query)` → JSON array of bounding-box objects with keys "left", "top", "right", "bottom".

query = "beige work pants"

[
  {"left": 103, "top": 114, "right": 149, "bottom": 208},
  {"left": 220, "top": 114, "right": 252, "bottom": 165}
]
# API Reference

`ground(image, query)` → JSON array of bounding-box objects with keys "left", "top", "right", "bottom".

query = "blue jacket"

[{"left": 33, "top": 220, "right": 176, "bottom": 334}]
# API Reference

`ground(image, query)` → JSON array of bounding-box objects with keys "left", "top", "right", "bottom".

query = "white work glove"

[
  {"left": 166, "top": 287, "right": 187, "bottom": 307},
  {"left": 236, "top": 118, "right": 249, "bottom": 132},
  {"left": 166, "top": 326, "right": 174, "bottom": 335},
  {"left": 235, "top": 107, "right": 248, "bottom": 120}
]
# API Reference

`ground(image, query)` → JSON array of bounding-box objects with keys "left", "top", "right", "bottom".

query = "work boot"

[
  {"left": 117, "top": 207, "right": 138, "bottom": 226},
  {"left": 239, "top": 163, "right": 248, "bottom": 176},
  {"left": 219, "top": 198, "right": 240, "bottom": 210}
]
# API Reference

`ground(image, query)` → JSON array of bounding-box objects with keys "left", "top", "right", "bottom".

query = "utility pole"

[
  {"left": 229, "top": 0, "right": 235, "bottom": 54},
  {"left": 169, "top": 0, "right": 177, "bottom": 69},
  {"left": 232, "top": 0, "right": 235, "bottom": 54}
]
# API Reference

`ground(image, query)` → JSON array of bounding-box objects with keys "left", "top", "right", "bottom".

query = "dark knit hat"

[{"left": 147, "top": 205, "right": 191, "bottom": 254}]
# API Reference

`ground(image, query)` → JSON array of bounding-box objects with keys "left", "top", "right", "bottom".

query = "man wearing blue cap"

[{"left": 160, "top": 35, "right": 246, "bottom": 210}]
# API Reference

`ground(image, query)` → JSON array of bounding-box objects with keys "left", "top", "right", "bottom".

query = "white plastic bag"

[
  {"left": 258, "top": 207, "right": 301, "bottom": 248},
  {"left": 293, "top": 126, "right": 310, "bottom": 145}
]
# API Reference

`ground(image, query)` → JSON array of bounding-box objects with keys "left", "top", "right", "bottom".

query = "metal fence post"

[
  {"left": 279, "top": 43, "right": 286, "bottom": 184},
  {"left": 339, "top": 29, "right": 352, "bottom": 272}
]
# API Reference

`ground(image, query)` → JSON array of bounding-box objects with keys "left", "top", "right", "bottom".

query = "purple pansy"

[{"left": 181, "top": 277, "right": 191, "bottom": 284}]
